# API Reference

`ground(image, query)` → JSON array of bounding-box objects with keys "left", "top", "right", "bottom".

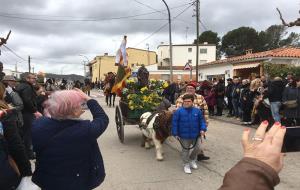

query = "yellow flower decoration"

[
  {"left": 162, "top": 82, "right": 169, "bottom": 89},
  {"left": 140, "top": 86, "right": 148, "bottom": 93}
]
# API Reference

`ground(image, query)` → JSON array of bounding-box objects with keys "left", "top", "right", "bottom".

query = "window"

[
  {"left": 200, "top": 48, "right": 207, "bottom": 54},
  {"left": 200, "top": 60, "right": 207, "bottom": 64},
  {"left": 188, "top": 48, "right": 192, "bottom": 52},
  {"left": 188, "top": 59, "right": 192, "bottom": 63}
]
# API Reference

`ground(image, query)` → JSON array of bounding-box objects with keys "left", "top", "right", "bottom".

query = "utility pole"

[
  {"left": 28, "top": 55, "right": 31, "bottom": 73},
  {"left": 195, "top": 0, "right": 200, "bottom": 82},
  {"left": 32, "top": 66, "right": 34, "bottom": 74},
  {"left": 98, "top": 58, "right": 101, "bottom": 82},
  {"left": 185, "top": 27, "right": 189, "bottom": 44},
  {"left": 15, "top": 63, "right": 17, "bottom": 73},
  {"left": 161, "top": 0, "right": 173, "bottom": 82},
  {"left": 146, "top": 43, "right": 150, "bottom": 65}
]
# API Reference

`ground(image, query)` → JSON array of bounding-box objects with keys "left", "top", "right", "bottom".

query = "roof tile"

[{"left": 206, "top": 47, "right": 300, "bottom": 66}]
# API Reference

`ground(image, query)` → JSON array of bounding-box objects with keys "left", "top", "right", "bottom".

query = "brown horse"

[
  {"left": 139, "top": 110, "right": 173, "bottom": 161},
  {"left": 103, "top": 72, "right": 116, "bottom": 107}
]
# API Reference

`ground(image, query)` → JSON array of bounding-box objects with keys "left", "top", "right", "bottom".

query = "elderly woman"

[{"left": 31, "top": 89, "right": 109, "bottom": 190}]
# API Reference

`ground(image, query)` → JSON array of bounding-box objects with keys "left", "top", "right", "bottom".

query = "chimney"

[
  {"left": 245, "top": 49, "right": 253, "bottom": 55},
  {"left": 104, "top": 53, "right": 108, "bottom": 56}
]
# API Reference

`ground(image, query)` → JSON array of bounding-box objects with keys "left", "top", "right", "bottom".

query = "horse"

[
  {"left": 139, "top": 110, "right": 173, "bottom": 161},
  {"left": 104, "top": 73, "right": 116, "bottom": 107}
]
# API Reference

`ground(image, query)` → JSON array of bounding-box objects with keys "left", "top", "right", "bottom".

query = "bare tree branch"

[
  {"left": 0, "top": 30, "right": 11, "bottom": 46},
  {"left": 276, "top": 8, "right": 300, "bottom": 27}
]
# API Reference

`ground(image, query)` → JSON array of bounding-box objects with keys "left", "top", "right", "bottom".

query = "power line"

[
  {"left": 134, "top": 23, "right": 169, "bottom": 47},
  {"left": 133, "top": 0, "right": 165, "bottom": 15},
  {"left": 31, "top": 57, "right": 74, "bottom": 65},
  {"left": 133, "top": 0, "right": 196, "bottom": 25},
  {"left": 200, "top": 20, "right": 208, "bottom": 31},
  {"left": 2, "top": 45, "right": 26, "bottom": 61},
  {"left": 133, "top": 2, "right": 196, "bottom": 47},
  {"left": 0, "top": 2, "right": 192, "bottom": 22}
]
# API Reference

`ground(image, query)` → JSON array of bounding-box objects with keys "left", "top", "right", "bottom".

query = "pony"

[
  {"left": 139, "top": 110, "right": 173, "bottom": 161},
  {"left": 103, "top": 72, "right": 116, "bottom": 107}
]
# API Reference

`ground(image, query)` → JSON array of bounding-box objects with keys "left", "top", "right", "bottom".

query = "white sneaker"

[
  {"left": 184, "top": 164, "right": 192, "bottom": 174},
  {"left": 190, "top": 160, "right": 198, "bottom": 169}
]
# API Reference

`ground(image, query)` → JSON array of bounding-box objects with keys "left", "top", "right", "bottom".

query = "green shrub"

[{"left": 263, "top": 63, "right": 300, "bottom": 78}]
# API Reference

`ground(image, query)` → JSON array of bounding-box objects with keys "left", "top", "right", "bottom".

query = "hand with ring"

[{"left": 242, "top": 121, "right": 286, "bottom": 173}]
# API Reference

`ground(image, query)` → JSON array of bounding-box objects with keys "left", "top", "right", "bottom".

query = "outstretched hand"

[{"left": 242, "top": 121, "right": 286, "bottom": 173}]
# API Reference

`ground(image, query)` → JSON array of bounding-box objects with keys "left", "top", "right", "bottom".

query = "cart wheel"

[{"left": 115, "top": 106, "right": 124, "bottom": 143}]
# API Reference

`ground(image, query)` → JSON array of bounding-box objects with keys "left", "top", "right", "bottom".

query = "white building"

[
  {"left": 149, "top": 43, "right": 216, "bottom": 81},
  {"left": 3, "top": 69, "right": 23, "bottom": 79},
  {"left": 157, "top": 43, "right": 216, "bottom": 67},
  {"left": 198, "top": 47, "right": 300, "bottom": 84}
]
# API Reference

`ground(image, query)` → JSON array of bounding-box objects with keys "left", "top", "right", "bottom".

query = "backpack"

[{"left": 0, "top": 122, "right": 21, "bottom": 190}]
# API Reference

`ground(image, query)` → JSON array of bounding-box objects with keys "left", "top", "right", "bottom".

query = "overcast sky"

[{"left": 0, "top": 0, "right": 299, "bottom": 75}]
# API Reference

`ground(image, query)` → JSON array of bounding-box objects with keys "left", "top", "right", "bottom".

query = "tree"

[
  {"left": 258, "top": 25, "right": 300, "bottom": 51},
  {"left": 221, "top": 27, "right": 260, "bottom": 57},
  {"left": 194, "top": 30, "right": 222, "bottom": 59}
]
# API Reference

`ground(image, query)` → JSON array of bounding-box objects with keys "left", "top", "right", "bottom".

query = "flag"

[
  {"left": 111, "top": 36, "right": 131, "bottom": 96},
  {"left": 115, "top": 36, "right": 128, "bottom": 67}
]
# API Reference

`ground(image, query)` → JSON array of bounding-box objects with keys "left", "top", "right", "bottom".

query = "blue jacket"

[
  {"left": 172, "top": 107, "right": 207, "bottom": 139},
  {"left": 31, "top": 99, "right": 109, "bottom": 190}
]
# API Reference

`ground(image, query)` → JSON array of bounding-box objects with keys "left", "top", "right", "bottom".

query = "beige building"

[
  {"left": 89, "top": 48, "right": 157, "bottom": 82},
  {"left": 127, "top": 47, "right": 157, "bottom": 68},
  {"left": 89, "top": 53, "right": 117, "bottom": 82}
]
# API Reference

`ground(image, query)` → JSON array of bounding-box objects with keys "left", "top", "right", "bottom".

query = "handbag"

[
  {"left": 262, "top": 98, "right": 270, "bottom": 108},
  {"left": 282, "top": 100, "right": 298, "bottom": 109},
  {"left": 283, "top": 88, "right": 299, "bottom": 109}
]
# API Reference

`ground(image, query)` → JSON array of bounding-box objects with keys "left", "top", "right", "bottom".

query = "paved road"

[{"left": 84, "top": 91, "right": 300, "bottom": 190}]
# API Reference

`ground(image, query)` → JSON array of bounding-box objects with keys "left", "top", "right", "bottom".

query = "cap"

[
  {"left": 227, "top": 78, "right": 232, "bottom": 81},
  {"left": 186, "top": 82, "right": 196, "bottom": 89},
  {"left": 2, "top": 75, "right": 16, "bottom": 81}
]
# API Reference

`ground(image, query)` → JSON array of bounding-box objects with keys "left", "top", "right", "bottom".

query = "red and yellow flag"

[{"left": 111, "top": 36, "right": 131, "bottom": 96}]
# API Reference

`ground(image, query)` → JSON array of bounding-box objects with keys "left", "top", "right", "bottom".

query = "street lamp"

[
  {"left": 78, "top": 54, "right": 90, "bottom": 77},
  {"left": 161, "top": 0, "right": 173, "bottom": 82},
  {"left": 146, "top": 43, "right": 150, "bottom": 65}
]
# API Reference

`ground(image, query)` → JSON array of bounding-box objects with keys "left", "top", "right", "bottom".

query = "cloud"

[{"left": 1, "top": 0, "right": 300, "bottom": 75}]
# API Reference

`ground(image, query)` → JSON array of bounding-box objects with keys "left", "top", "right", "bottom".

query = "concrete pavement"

[{"left": 83, "top": 90, "right": 300, "bottom": 190}]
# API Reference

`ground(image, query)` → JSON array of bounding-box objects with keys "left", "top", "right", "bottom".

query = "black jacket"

[
  {"left": 15, "top": 81, "right": 38, "bottom": 114},
  {"left": 2, "top": 113, "right": 32, "bottom": 176},
  {"left": 225, "top": 83, "right": 233, "bottom": 98},
  {"left": 267, "top": 80, "right": 284, "bottom": 102},
  {"left": 282, "top": 86, "right": 300, "bottom": 119},
  {"left": 215, "top": 82, "right": 225, "bottom": 98},
  {"left": 232, "top": 84, "right": 241, "bottom": 99}
]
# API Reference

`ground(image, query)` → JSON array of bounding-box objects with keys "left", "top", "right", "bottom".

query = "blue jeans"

[
  {"left": 270, "top": 101, "right": 281, "bottom": 122},
  {"left": 232, "top": 98, "right": 240, "bottom": 117}
]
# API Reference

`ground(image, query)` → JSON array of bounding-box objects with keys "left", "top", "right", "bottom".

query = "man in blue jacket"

[{"left": 172, "top": 94, "right": 207, "bottom": 174}]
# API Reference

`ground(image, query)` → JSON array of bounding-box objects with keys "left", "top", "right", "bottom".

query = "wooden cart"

[{"left": 115, "top": 100, "right": 150, "bottom": 143}]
